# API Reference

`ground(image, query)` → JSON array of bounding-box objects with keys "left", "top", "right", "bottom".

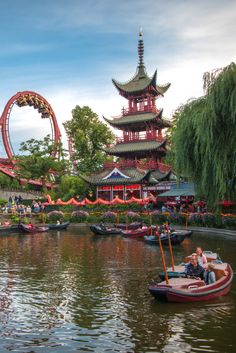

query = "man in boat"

[{"left": 185, "top": 254, "right": 205, "bottom": 280}]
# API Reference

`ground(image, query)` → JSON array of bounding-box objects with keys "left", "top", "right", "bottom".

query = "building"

[{"left": 82, "top": 31, "right": 175, "bottom": 200}]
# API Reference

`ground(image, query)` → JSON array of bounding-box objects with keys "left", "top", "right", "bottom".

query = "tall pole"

[
  {"left": 149, "top": 211, "right": 152, "bottom": 235},
  {"left": 126, "top": 213, "right": 128, "bottom": 231},
  {"left": 166, "top": 224, "right": 175, "bottom": 271},
  {"left": 185, "top": 213, "right": 188, "bottom": 229},
  {"left": 158, "top": 233, "right": 169, "bottom": 284}
]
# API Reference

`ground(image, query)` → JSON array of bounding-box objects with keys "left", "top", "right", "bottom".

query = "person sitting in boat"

[
  {"left": 196, "top": 247, "right": 207, "bottom": 268},
  {"left": 185, "top": 254, "right": 205, "bottom": 280},
  {"left": 28, "top": 222, "right": 34, "bottom": 229},
  {"left": 204, "top": 263, "right": 216, "bottom": 285},
  {"left": 99, "top": 222, "right": 106, "bottom": 231},
  {"left": 3, "top": 220, "right": 10, "bottom": 226}
]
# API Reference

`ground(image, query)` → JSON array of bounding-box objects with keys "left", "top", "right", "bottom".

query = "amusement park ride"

[{"left": 0, "top": 91, "right": 61, "bottom": 186}]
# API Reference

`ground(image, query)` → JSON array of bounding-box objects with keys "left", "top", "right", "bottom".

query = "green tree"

[
  {"left": 53, "top": 175, "right": 89, "bottom": 201},
  {"left": 14, "top": 135, "right": 69, "bottom": 191},
  {"left": 171, "top": 62, "right": 236, "bottom": 207},
  {"left": 63, "top": 106, "right": 115, "bottom": 173}
]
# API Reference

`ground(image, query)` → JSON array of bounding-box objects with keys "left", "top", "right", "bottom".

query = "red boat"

[
  {"left": 121, "top": 227, "right": 149, "bottom": 238},
  {"left": 149, "top": 263, "right": 233, "bottom": 303},
  {"left": 19, "top": 224, "right": 49, "bottom": 233}
]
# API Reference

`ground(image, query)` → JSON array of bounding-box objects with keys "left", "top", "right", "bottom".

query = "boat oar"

[
  {"left": 149, "top": 212, "right": 152, "bottom": 235},
  {"left": 166, "top": 224, "right": 175, "bottom": 271},
  {"left": 158, "top": 232, "right": 169, "bottom": 284},
  {"left": 126, "top": 213, "right": 128, "bottom": 231},
  {"left": 116, "top": 212, "right": 120, "bottom": 225},
  {"left": 185, "top": 213, "right": 188, "bottom": 229}
]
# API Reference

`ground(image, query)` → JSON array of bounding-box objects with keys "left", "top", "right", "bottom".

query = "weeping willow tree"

[{"left": 171, "top": 62, "right": 236, "bottom": 207}]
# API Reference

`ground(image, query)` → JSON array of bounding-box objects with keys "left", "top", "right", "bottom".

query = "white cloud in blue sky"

[{"left": 0, "top": 0, "right": 235, "bottom": 155}]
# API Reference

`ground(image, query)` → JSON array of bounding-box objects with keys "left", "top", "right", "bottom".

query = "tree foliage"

[
  {"left": 53, "top": 175, "right": 89, "bottom": 201},
  {"left": 171, "top": 62, "right": 236, "bottom": 206},
  {"left": 14, "top": 135, "right": 69, "bottom": 190},
  {"left": 63, "top": 106, "right": 115, "bottom": 173}
]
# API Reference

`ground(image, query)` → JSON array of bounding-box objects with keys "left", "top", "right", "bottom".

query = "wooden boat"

[
  {"left": 121, "top": 227, "right": 149, "bottom": 238},
  {"left": 46, "top": 221, "right": 70, "bottom": 230},
  {"left": 159, "top": 251, "right": 222, "bottom": 280},
  {"left": 149, "top": 263, "right": 233, "bottom": 303},
  {"left": 90, "top": 224, "right": 122, "bottom": 235},
  {"left": 144, "top": 230, "right": 188, "bottom": 246},
  {"left": 115, "top": 222, "right": 145, "bottom": 230},
  {"left": 19, "top": 223, "right": 49, "bottom": 233},
  {"left": 0, "top": 224, "right": 21, "bottom": 233}
]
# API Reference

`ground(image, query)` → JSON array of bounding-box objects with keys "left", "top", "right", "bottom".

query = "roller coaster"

[{"left": 0, "top": 91, "right": 61, "bottom": 186}]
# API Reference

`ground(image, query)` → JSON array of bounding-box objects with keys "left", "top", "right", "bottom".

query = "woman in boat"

[
  {"left": 196, "top": 247, "right": 207, "bottom": 267},
  {"left": 185, "top": 254, "right": 205, "bottom": 279}
]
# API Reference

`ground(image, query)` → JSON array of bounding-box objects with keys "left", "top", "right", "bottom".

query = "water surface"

[{"left": 0, "top": 227, "right": 235, "bottom": 352}]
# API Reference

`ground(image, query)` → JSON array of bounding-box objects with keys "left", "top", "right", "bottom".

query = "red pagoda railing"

[
  {"left": 121, "top": 106, "right": 158, "bottom": 116},
  {"left": 103, "top": 160, "right": 171, "bottom": 173},
  {"left": 116, "top": 132, "right": 163, "bottom": 144}
]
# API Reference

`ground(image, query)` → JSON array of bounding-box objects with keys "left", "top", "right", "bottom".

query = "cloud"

[{"left": 0, "top": 0, "right": 235, "bottom": 157}]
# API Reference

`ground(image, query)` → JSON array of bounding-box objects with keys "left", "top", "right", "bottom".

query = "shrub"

[
  {"left": 71, "top": 210, "right": 89, "bottom": 222},
  {"left": 47, "top": 210, "right": 64, "bottom": 221},
  {"left": 151, "top": 210, "right": 168, "bottom": 224},
  {"left": 222, "top": 215, "right": 236, "bottom": 229},
  {"left": 126, "top": 211, "right": 140, "bottom": 221},
  {"left": 201, "top": 213, "right": 217, "bottom": 227},
  {"left": 188, "top": 212, "right": 203, "bottom": 226},
  {"left": 102, "top": 211, "right": 117, "bottom": 222}
]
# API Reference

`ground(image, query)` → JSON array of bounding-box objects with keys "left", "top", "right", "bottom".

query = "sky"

[{"left": 0, "top": 0, "right": 235, "bottom": 156}]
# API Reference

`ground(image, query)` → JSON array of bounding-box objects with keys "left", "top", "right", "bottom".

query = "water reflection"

[{"left": 0, "top": 229, "right": 235, "bottom": 352}]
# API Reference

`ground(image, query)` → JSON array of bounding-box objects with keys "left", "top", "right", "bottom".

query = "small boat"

[
  {"left": 149, "top": 262, "right": 233, "bottom": 303},
  {"left": 159, "top": 251, "right": 222, "bottom": 280},
  {"left": 47, "top": 221, "right": 70, "bottom": 230},
  {"left": 121, "top": 227, "right": 149, "bottom": 238},
  {"left": 90, "top": 224, "right": 122, "bottom": 235},
  {"left": 19, "top": 223, "right": 49, "bottom": 233},
  {"left": 0, "top": 224, "right": 21, "bottom": 233},
  {"left": 115, "top": 222, "right": 145, "bottom": 230},
  {"left": 144, "top": 230, "right": 188, "bottom": 246}
]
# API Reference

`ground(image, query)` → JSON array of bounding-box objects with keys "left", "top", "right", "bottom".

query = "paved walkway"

[{"left": 176, "top": 225, "right": 236, "bottom": 240}]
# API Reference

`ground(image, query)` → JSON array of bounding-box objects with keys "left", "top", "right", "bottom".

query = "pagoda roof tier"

[
  {"left": 148, "top": 169, "right": 172, "bottom": 184},
  {"left": 80, "top": 167, "right": 151, "bottom": 186},
  {"left": 104, "top": 139, "right": 166, "bottom": 157},
  {"left": 112, "top": 69, "right": 170, "bottom": 98},
  {"left": 112, "top": 31, "right": 170, "bottom": 98},
  {"left": 103, "top": 111, "right": 171, "bottom": 131},
  {"left": 80, "top": 166, "right": 172, "bottom": 186}
]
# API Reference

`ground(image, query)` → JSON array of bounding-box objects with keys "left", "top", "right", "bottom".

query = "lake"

[{"left": 0, "top": 226, "right": 235, "bottom": 353}]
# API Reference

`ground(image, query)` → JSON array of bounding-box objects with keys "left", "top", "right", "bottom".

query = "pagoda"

[{"left": 82, "top": 31, "right": 174, "bottom": 200}]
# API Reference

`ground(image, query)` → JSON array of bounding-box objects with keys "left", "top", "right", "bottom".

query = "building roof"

[
  {"left": 80, "top": 167, "right": 151, "bottom": 186},
  {"left": 104, "top": 139, "right": 166, "bottom": 156},
  {"left": 112, "top": 31, "right": 170, "bottom": 97},
  {"left": 148, "top": 169, "right": 172, "bottom": 184},
  {"left": 112, "top": 68, "right": 170, "bottom": 97},
  {"left": 158, "top": 183, "right": 195, "bottom": 197},
  {"left": 80, "top": 165, "right": 173, "bottom": 186},
  {"left": 103, "top": 111, "right": 172, "bottom": 132}
]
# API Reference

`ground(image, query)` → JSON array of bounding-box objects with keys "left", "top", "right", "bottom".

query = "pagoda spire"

[{"left": 138, "top": 28, "right": 144, "bottom": 68}]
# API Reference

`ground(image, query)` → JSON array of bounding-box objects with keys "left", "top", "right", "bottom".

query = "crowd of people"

[{"left": 1, "top": 196, "right": 45, "bottom": 215}]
